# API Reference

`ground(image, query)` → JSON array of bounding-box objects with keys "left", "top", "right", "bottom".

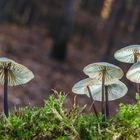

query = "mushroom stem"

[
  {"left": 87, "top": 86, "right": 98, "bottom": 118},
  {"left": 136, "top": 83, "right": 140, "bottom": 93},
  {"left": 105, "top": 86, "right": 109, "bottom": 118},
  {"left": 134, "top": 53, "right": 140, "bottom": 94},
  {"left": 4, "top": 68, "right": 8, "bottom": 117},
  {"left": 134, "top": 53, "right": 137, "bottom": 63},
  {"left": 101, "top": 71, "right": 105, "bottom": 116}
]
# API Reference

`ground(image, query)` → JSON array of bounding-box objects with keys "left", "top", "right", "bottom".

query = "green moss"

[{"left": 0, "top": 92, "right": 140, "bottom": 139}]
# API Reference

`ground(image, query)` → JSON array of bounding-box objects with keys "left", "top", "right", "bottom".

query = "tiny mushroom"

[
  {"left": 126, "top": 61, "right": 140, "bottom": 93},
  {"left": 114, "top": 45, "right": 140, "bottom": 63},
  {"left": 87, "top": 80, "right": 128, "bottom": 117},
  {"left": 83, "top": 62, "right": 124, "bottom": 116},
  {"left": 0, "top": 57, "right": 34, "bottom": 117},
  {"left": 72, "top": 78, "right": 98, "bottom": 118}
]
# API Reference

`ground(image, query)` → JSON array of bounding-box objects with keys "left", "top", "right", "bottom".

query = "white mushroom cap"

[
  {"left": 83, "top": 62, "right": 123, "bottom": 84},
  {"left": 87, "top": 80, "right": 128, "bottom": 101},
  {"left": 72, "top": 77, "right": 119, "bottom": 95},
  {"left": 0, "top": 57, "right": 34, "bottom": 86},
  {"left": 126, "top": 61, "right": 140, "bottom": 83},
  {"left": 72, "top": 78, "right": 95, "bottom": 95},
  {"left": 114, "top": 45, "right": 140, "bottom": 63}
]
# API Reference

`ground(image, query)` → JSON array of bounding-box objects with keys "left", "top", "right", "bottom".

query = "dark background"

[{"left": 0, "top": 0, "right": 139, "bottom": 115}]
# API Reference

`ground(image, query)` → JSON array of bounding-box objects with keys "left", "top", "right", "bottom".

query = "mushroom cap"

[
  {"left": 83, "top": 62, "right": 123, "bottom": 84},
  {"left": 126, "top": 61, "right": 140, "bottom": 83},
  {"left": 114, "top": 45, "right": 140, "bottom": 63},
  {"left": 87, "top": 80, "right": 128, "bottom": 101},
  {"left": 72, "top": 77, "right": 118, "bottom": 95},
  {"left": 0, "top": 57, "right": 34, "bottom": 86},
  {"left": 72, "top": 78, "right": 95, "bottom": 95}
]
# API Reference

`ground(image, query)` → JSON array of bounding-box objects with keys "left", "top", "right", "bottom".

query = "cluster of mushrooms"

[
  {"left": 72, "top": 45, "right": 140, "bottom": 119},
  {"left": 0, "top": 57, "right": 34, "bottom": 117},
  {"left": 1, "top": 45, "right": 140, "bottom": 119}
]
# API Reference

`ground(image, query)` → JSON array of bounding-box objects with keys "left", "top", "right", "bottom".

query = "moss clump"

[
  {"left": 0, "top": 91, "right": 81, "bottom": 140},
  {"left": 0, "top": 92, "right": 140, "bottom": 140}
]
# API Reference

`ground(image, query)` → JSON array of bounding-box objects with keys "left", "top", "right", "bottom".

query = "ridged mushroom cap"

[
  {"left": 72, "top": 77, "right": 119, "bottom": 95},
  {"left": 126, "top": 61, "right": 140, "bottom": 83},
  {"left": 114, "top": 45, "right": 140, "bottom": 63},
  {"left": 0, "top": 57, "right": 34, "bottom": 86},
  {"left": 72, "top": 78, "right": 95, "bottom": 95},
  {"left": 83, "top": 62, "right": 123, "bottom": 84},
  {"left": 87, "top": 80, "right": 128, "bottom": 101}
]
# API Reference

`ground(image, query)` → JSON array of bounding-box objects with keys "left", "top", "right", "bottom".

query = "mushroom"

[
  {"left": 72, "top": 78, "right": 98, "bottom": 118},
  {"left": 126, "top": 61, "right": 140, "bottom": 85},
  {"left": 0, "top": 57, "right": 34, "bottom": 117},
  {"left": 87, "top": 80, "right": 128, "bottom": 117},
  {"left": 114, "top": 45, "right": 140, "bottom": 63},
  {"left": 83, "top": 62, "right": 124, "bottom": 116},
  {"left": 114, "top": 45, "right": 140, "bottom": 93}
]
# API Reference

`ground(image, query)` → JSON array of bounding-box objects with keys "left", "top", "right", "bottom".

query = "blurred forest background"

[{"left": 0, "top": 0, "right": 139, "bottom": 115}]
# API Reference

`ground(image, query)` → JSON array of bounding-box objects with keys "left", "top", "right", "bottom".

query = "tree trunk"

[
  {"left": 50, "top": 0, "right": 76, "bottom": 61},
  {"left": 104, "top": 0, "right": 126, "bottom": 62}
]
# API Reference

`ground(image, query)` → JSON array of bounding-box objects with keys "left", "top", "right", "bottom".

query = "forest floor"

[{"left": 0, "top": 24, "right": 136, "bottom": 115}]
